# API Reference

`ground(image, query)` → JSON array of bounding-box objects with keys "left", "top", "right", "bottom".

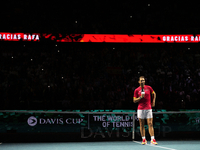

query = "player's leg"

[
  {"left": 139, "top": 118, "right": 145, "bottom": 137},
  {"left": 137, "top": 109, "right": 147, "bottom": 145},
  {"left": 147, "top": 109, "right": 157, "bottom": 145},
  {"left": 147, "top": 118, "right": 154, "bottom": 137},
  {"left": 139, "top": 118, "right": 147, "bottom": 144}
]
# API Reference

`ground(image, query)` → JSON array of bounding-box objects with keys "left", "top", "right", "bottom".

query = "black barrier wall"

[{"left": 0, "top": 110, "right": 200, "bottom": 142}]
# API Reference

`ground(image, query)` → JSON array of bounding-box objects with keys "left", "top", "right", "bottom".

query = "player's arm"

[
  {"left": 133, "top": 96, "right": 142, "bottom": 103},
  {"left": 133, "top": 89, "right": 145, "bottom": 103},
  {"left": 151, "top": 91, "right": 156, "bottom": 107}
]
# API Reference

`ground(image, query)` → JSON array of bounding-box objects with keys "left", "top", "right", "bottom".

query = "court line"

[{"left": 133, "top": 140, "right": 177, "bottom": 150}]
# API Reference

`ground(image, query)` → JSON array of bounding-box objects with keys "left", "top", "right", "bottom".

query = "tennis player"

[{"left": 133, "top": 76, "right": 158, "bottom": 145}]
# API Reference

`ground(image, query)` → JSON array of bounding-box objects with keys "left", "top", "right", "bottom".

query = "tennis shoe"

[
  {"left": 141, "top": 139, "right": 147, "bottom": 145},
  {"left": 150, "top": 139, "right": 158, "bottom": 145}
]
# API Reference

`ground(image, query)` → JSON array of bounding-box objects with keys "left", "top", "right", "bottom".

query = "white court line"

[{"left": 133, "top": 140, "right": 177, "bottom": 150}]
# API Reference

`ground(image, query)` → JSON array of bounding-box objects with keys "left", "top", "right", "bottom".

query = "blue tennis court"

[{"left": 0, "top": 141, "right": 200, "bottom": 150}]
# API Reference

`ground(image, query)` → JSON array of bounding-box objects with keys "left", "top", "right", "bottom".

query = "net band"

[{"left": 0, "top": 110, "right": 200, "bottom": 114}]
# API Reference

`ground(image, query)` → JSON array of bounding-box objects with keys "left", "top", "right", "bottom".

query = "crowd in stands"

[
  {"left": 1, "top": 1, "right": 200, "bottom": 34},
  {"left": 0, "top": 42, "right": 200, "bottom": 110},
  {"left": 0, "top": 1, "right": 200, "bottom": 110}
]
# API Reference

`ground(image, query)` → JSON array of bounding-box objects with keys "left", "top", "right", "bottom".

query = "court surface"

[{"left": 0, "top": 141, "right": 199, "bottom": 150}]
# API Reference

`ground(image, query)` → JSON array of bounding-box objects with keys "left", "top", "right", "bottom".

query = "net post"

[
  {"left": 88, "top": 114, "right": 90, "bottom": 129},
  {"left": 132, "top": 112, "right": 135, "bottom": 140}
]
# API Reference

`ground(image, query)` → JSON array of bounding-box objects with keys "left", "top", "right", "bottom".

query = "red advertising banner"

[{"left": 1, "top": 33, "right": 200, "bottom": 43}]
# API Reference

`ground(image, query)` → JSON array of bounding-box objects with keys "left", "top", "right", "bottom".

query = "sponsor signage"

[
  {"left": 27, "top": 116, "right": 37, "bottom": 126},
  {"left": 27, "top": 116, "right": 83, "bottom": 126},
  {"left": 0, "top": 110, "right": 200, "bottom": 140}
]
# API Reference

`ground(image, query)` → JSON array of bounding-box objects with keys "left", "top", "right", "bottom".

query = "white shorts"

[{"left": 137, "top": 109, "right": 153, "bottom": 119}]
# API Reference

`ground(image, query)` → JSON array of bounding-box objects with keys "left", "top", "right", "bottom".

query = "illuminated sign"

[
  {"left": 0, "top": 33, "right": 40, "bottom": 41},
  {"left": 1, "top": 33, "right": 200, "bottom": 43}
]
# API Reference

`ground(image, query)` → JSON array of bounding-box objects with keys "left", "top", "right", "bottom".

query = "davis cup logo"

[{"left": 27, "top": 116, "right": 37, "bottom": 126}]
